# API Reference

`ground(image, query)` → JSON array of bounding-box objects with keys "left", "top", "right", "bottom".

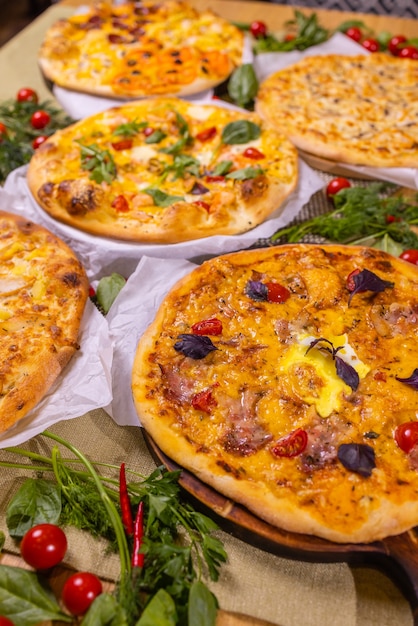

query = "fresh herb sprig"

[
  {"left": 1, "top": 432, "right": 227, "bottom": 625},
  {"left": 272, "top": 183, "right": 418, "bottom": 252}
]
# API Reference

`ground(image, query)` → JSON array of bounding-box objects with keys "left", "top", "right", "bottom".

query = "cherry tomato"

[
  {"left": 191, "top": 317, "right": 223, "bottom": 335},
  {"left": 394, "top": 422, "right": 418, "bottom": 453},
  {"left": 193, "top": 200, "right": 210, "bottom": 211},
  {"left": 398, "top": 45, "right": 418, "bottom": 60},
  {"left": 0, "top": 618, "right": 15, "bottom": 626},
  {"left": 265, "top": 282, "right": 290, "bottom": 303},
  {"left": 0, "top": 123, "right": 7, "bottom": 141},
  {"left": 346, "top": 268, "right": 363, "bottom": 292},
  {"left": 205, "top": 175, "right": 225, "bottom": 183},
  {"left": 89, "top": 285, "right": 96, "bottom": 298},
  {"left": 32, "top": 135, "right": 48, "bottom": 150},
  {"left": 143, "top": 127, "right": 155, "bottom": 137},
  {"left": 20, "top": 524, "right": 67, "bottom": 570},
  {"left": 362, "top": 38, "right": 380, "bottom": 52},
  {"left": 243, "top": 147, "right": 265, "bottom": 160},
  {"left": 111, "top": 139, "right": 133, "bottom": 151},
  {"left": 196, "top": 126, "right": 217, "bottom": 142},
  {"left": 284, "top": 33, "right": 296, "bottom": 42},
  {"left": 62, "top": 572, "right": 103, "bottom": 615},
  {"left": 30, "top": 110, "right": 51, "bottom": 130},
  {"left": 191, "top": 387, "right": 217, "bottom": 413},
  {"left": 399, "top": 249, "right": 418, "bottom": 265},
  {"left": 16, "top": 87, "right": 38, "bottom": 103},
  {"left": 250, "top": 20, "right": 267, "bottom": 39},
  {"left": 326, "top": 177, "right": 351, "bottom": 198},
  {"left": 111, "top": 194, "right": 130, "bottom": 212},
  {"left": 388, "top": 34, "right": 407, "bottom": 56},
  {"left": 271, "top": 428, "right": 308, "bottom": 458},
  {"left": 344, "top": 26, "right": 362, "bottom": 42}
]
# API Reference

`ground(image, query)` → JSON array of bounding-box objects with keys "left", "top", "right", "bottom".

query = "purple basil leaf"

[
  {"left": 245, "top": 280, "right": 268, "bottom": 301},
  {"left": 305, "top": 337, "right": 334, "bottom": 356},
  {"left": 190, "top": 181, "right": 209, "bottom": 195},
  {"left": 335, "top": 355, "right": 360, "bottom": 391},
  {"left": 338, "top": 443, "right": 376, "bottom": 477},
  {"left": 396, "top": 368, "right": 418, "bottom": 390},
  {"left": 174, "top": 334, "right": 218, "bottom": 359},
  {"left": 349, "top": 269, "right": 394, "bottom": 303}
]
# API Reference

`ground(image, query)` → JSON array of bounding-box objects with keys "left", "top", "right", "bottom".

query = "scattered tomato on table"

[
  {"left": 399, "top": 249, "right": 418, "bottom": 265},
  {"left": 325, "top": 177, "right": 351, "bottom": 199},
  {"left": 62, "top": 571, "right": 103, "bottom": 615},
  {"left": 20, "top": 523, "right": 68, "bottom": 570}
]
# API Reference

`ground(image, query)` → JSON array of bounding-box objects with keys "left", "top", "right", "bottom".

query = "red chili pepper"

[
  {"left": 119, "top": 463, "right": 134, "bottom": 536},
  {"left": 132, "top": 501, "right": 144, "bottom": 568}
]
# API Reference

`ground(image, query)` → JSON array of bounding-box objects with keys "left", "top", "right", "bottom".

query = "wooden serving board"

[
  {"left": 0, "top": 552, "right": 278, "bottom": 626},
  {"left": 144, "top": 431, "right": 418, "bottom": 626},
  {"left": 297, "top": 150, "right": 378, "bottom": 180}
]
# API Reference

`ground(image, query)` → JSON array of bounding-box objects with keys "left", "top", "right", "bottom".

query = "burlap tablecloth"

[{"left": 0, "top": 410, "right": 413, "bottom": 626}]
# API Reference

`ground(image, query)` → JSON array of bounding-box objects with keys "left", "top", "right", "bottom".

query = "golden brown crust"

[
  {"left": 132, "top": 244, "right": 418, "bottom": 543},
  {"left": 27, "top": 98, "right": 298, "bottom": 244},
  {"left": 0, "top": 211, "right": 89, "bottom": 434},
  {"left": 256, "top": 53, "right": 418, "bottom": 168},
  {"left": 38, "top": 0, "right": 244, "bottom": 99}
]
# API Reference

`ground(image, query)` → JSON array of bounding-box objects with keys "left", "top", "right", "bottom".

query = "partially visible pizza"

[
  {"left": 38, "top": 0, "right": 244, "bottom": 98},
  {"left": 0, "top": 210, "right": 89, "bottom": 434},
  {"left": 256, "top": 53, "right": 418, "bottom": 168},
  {"left": 132, "top": 243, "right": 418, "bottom": 544},
  {"left": 27, "top": 98, "right": 299, "bottom": 244}
]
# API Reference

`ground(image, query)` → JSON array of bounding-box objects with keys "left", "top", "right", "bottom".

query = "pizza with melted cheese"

[
  {"left": 27, "top": 97, "right": 298, "bottom": 244},
  {"left": 132, "top": 244, "right": 418, "bottom": 544},
  {"left": 0, "top": 210, "right": 89, "bottom": 434},
  {"left": 38, "top": 0, "right": 244, "bottom": 98},
  {"left": 256, "top": 53, "right": 418, "bottom": 168}
]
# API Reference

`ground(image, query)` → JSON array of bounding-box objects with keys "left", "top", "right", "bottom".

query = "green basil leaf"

[
  {"left": 227, "top": 64, "right": 259, "bottom": 108},
  {"left": 96, "top": 273, "right": 126, "bottom": 315},
  {"left": 145, "top": 129, "right": 166, "bottom": 144},
  {"left": 136, "top": 589, "right": 177, "bottom": 626},
  {"left": 144, "top": 188, "right": 184, "bottom": 207},
  {"left": 211, "top": 160, "right": 233, "bottom": 176},
  {"left": 0, "top": 564, "right": 71, "bottom": 625},
  {"left": 6, "top": 478, "right": 61, "bottom": 538},
  {"left": 221, "top": 120, "right": 261, "bottom": 145},
  {"left": 188, "top": 581, "right": 218, "bottom": 626},
  {"left": 81, "top": 593, "right": 128, "bottom": 626},
  {"left": 226, "top": 166, "right": 264, "bottom": 180}
]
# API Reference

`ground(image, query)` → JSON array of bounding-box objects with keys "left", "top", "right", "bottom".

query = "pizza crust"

[
  {"left": 132, "top": 244, "right": 418, "bottom": 544},
  {"left": 256, "top": 53, "right": 418, "bottom": 168},
  {"left": 0, "top": 211, "right": 89, "bottom": 434}
]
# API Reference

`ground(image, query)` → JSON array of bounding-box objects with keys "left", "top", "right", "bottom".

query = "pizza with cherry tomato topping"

[
  {"left": 37, "top": 0, "right": 244, "bottom": 99},
  {"left": 27, "top": 97, "right": 298, "bottom": 243},
  {"left": 256, "top": 53, "right": 418, "bottom": 168},
  {"left": 132, "top": 243, "right": 418, "bottom": 544},
  {"left": 0, "top": 210, "right": 88, "bottom": 435}
]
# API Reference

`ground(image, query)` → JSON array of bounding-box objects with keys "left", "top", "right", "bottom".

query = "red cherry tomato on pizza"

[
  {"left": 388, "top": 34, "right": 407, "bottom": 55},
  {"left": 399, "top": 249, "right": 418, "bottom": 265},
  {"left": 344, "top": 26, "right": 362, "bottom": 42},
  {"left": 191, "top": 387, "right": 217, "bottom": 413},
  {"left": 394, "top": 422, "right": 418, "bottom": 453},
  {"left": 16, "top": 87, "right": 38, "bottom": 103},
  {"left": 62, "top": 572, "right": 103, "bottom": 615},
  {"left": 243, "top": 147, "right": 265, "bottom": 160},
  {"left": 191, "top": 317, "right": 223, "bottom": 335},
  {"left": 0, "top": 618, "right": 15, "bottom": 626},
  {"left": 346, "top": 268, "right": 365, "bottom": 292},
  {"left": 196, "top": 126, "right": 217, "bottom": 142},
  {"left": 362, "top": 38, "right": 380, "bottom": 52},
  {"left": 32, "top": 135, "right": 48, "bottom": 150},
  {"left": 265, "top": 282, "right": 290, "bottom": 303},
  {"left": 111, "top": 138, "right": 133, "bottom": 151},
  {"left": 193, "top": 200, "right": 210, "bottom": 211},
  {"left": 250, "top": 20, "right": 267, "bottom": 39},
  {"left": 143, "top": 127, "right": 155, "bottom": 137},
  {"left": 20, "top": 524, "right": 67, "bottom": 570},
  {"left": 271, "top": 428, "right": 308, "bottom": 458},
  {"left": 398, "top": 45, "right": 418, "bottom": 59},
  {"left": 326, "top": 177, "right": 351, "bottom": 198},
  {"left": 30, "top": 110, "right": 51, "bottom": 130},
  {"left": 111, "top": 194, "right": 130, "bottom": 212}
]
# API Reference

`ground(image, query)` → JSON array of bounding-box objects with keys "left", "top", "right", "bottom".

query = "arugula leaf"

[
  {"left": 6, "top": 478, "right": 61, "bottom": 538},
  {"left": 211, "top": 160, "right": 233, "bottom": 176},
  {"left": 163, "top": 154, "right": 201, "bottom": 180},
  {"left": 226, "top": 166, "right": 264, "bottom": 180},
  {"left": 144, "top": 188, "right": 184, "bottom": 207},
  {"left": 145, "top": 129, "right": 167, "bottom": 144},
  {"left": 0, "top": 565, "right": 71, "bottom": 625},
  {"left": 159, "top": 111, "right": 191, "bottom": 155},
  {"left": 253, "top": 10, "right": 328, "bottom": 53},
  {"left": 113, "top": 120, "right": 147, "bottom": 137},
  {"left": 221, "top": 120, "right": 261, "bottom": 145},
  {"left": 78, "top": 142, "right": 117, "bottom": 183}
]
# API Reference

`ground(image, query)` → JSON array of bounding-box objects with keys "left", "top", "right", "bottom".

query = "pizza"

[
  {"left": 256, "top": 53, "right": 418, "bottom": 169},
  {"left": 27, "top": 98, "right": 299, "bottom": 244},
  {"left": 132, "top": 243, "right": 418, "bottom": 544},
  {"left": 0, "top": 210, "right": 89, "bottom": 435},
  {"left": 37, "top": 0, "right": 244, "bottom": 99}
]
